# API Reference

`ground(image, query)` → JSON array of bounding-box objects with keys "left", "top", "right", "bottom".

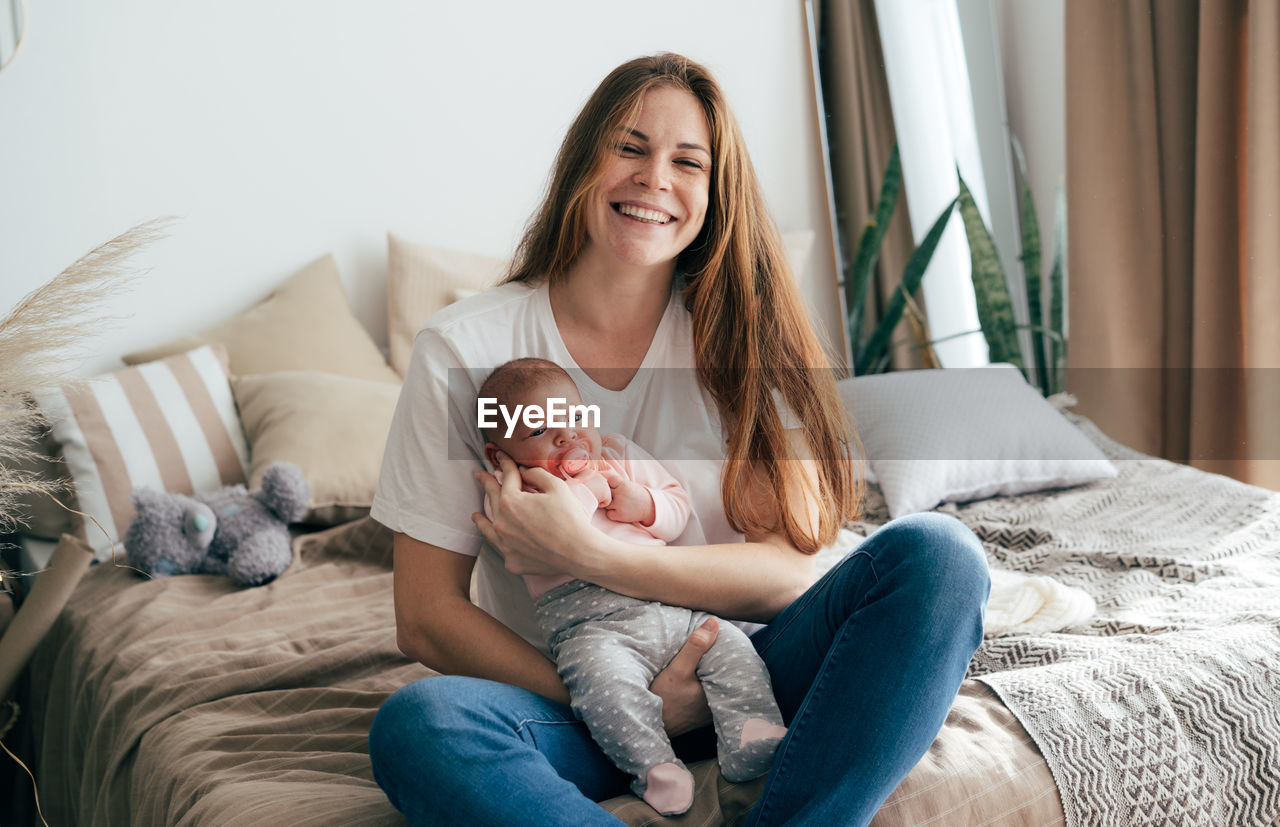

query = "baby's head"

[{"left": 478, "top": 358, "right": 603, "bottom": 478}]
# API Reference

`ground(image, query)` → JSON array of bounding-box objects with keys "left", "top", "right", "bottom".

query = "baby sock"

[
  {"left": 639, "top": 761, "right": 694, "bottom": 816},
  {"left": 719, "top": 717, "right": 787, "bottom": 783},
  {"left": 740, "top": 717, "right": 788, "bottom": 746}
]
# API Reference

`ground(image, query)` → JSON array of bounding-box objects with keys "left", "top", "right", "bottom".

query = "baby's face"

[{"left": 487, "top": 376, "right": 604, "bottom": 478}]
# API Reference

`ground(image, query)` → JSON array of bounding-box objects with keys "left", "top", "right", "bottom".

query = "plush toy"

[{"left": 124, "top": 462, "right": 310, "bottom": 587}]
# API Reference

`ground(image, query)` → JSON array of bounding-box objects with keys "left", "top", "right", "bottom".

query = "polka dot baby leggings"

[{"left": 535, "top": 579, "right": 787, "bottom": 815}]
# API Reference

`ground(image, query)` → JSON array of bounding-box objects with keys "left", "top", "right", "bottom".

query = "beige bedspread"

[{"left": 24, "top": 518, "right": 1060, "bottom": 826}]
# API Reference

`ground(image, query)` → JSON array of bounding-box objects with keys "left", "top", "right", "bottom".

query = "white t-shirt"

[{"left": 371, "top": 279, "right": 747, "bottom": 655}]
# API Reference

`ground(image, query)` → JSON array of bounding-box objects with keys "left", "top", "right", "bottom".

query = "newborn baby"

[{"left": 477, "top": 357, "right": 787, "bottom": 815}]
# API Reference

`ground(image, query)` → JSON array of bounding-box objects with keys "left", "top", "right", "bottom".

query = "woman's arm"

[
  {"left": 392, "top": 531, "right": 569, "bottom": 704},
  {"left": 595, "top": 529, "right": 816, "bottom": 623},
  {"left": 474, "top": 429, "right": 823, "bottom": 624}
]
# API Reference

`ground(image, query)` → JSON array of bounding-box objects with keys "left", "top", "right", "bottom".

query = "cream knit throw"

[
  {"left": 984, "top": 568, "right": 1096, "bottom": 636},
  {"left": 818, "top": 529, "right": 1096, "bottom": 637}
]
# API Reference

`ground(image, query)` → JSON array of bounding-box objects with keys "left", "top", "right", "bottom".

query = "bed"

[
  {"left": 10, "top": 411, "right": 1278, "bottom": 825},
  {"left": 7, "top": 244, "right": 1280, "bottom": 826}
]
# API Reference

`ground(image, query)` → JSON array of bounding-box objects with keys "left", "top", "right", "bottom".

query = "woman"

[{"left": 369, "top": 53, "right": 989, "bottom": 826}]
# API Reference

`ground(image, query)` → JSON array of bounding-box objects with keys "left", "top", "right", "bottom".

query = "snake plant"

[
  {"left": 845, "top": 146, "right": 956, "bottom": 375},
  {"left": 845, "top": 141, "right": 1068, "bottom": 396}
]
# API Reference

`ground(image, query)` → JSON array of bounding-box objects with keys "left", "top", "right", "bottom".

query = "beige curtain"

[
  {"left": 1066, "top": 0, "right": 1280, "bottom": 489},
  {"left": 818, "top": 0, "right": 935, "bottom": 371}
]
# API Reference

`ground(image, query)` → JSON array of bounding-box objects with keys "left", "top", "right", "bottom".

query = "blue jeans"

[{"left": 370, "top": 513, "right": 990, "bottom": 826}]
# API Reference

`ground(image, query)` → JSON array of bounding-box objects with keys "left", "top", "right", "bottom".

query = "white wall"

[{"left": 0, "top": 1, "right": 840, "bottom": 377}]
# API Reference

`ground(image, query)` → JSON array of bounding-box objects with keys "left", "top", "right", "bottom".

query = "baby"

[{"left": 477, "top": 358, "right": 787, "bottom": 816}]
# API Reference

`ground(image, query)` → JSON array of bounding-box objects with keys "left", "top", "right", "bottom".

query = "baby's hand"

[{"left": 601, "top": 469, "right": 656, "bottom": 526}]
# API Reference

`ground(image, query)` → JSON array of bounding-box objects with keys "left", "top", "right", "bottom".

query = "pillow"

[
  {"left": 839, "top": 366, "right": 1117, "bottom": 518},
  {"left": 32, "top": 344, "right": 250, "bottom": 559},
  {"left": 231, "top": 371, "right": 400, "bottom": 525},
  {"left": 386, "top": 234, "right": 508, "bottom": 376},
  {"left": 122, "top": 254, "right": 400, "bottom": 384},
  {"left": 781, "top": 229, "right": 816, "bottom": 281}
]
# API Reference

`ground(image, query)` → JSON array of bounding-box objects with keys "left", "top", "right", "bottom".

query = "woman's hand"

[
  {"left": 651, "top": 617, "right": 718, "bottom": 736},
  {"left": 473, "top": 451, "right": 609, "bottom": 578}
]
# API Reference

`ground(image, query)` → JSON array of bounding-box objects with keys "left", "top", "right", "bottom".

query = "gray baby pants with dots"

[{"left": 535, "top": 579, "right": 786, "bottom": 798}]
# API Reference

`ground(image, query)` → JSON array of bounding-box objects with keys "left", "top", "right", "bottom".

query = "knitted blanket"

[{"left": 942, "top": 416, "right": 1280, "bottom": 826}]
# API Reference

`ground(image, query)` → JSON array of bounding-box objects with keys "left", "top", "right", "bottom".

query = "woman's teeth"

[{"left": 617, "top": 204, "right": 672, "bottom": 224}]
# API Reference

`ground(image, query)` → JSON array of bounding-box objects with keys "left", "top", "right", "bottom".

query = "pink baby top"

[{"left": 484, "top": 433, "right": 692, "bottom": 600}]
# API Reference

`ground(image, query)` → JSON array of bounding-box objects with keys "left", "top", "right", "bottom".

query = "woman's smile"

[{"left": 612, "top": 202, "right": 674, "bottom": 225}]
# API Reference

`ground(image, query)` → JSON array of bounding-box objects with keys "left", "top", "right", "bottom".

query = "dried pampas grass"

[{"left": 0, "top": 217, "right": 175, "bottom": 534}]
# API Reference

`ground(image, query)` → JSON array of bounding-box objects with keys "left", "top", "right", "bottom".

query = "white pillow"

[
  {"left": 781, "top": 229, "right": 816, "bottom": 281},
  {"left": 32, "top": 344, "right": 250, "bottom": 559},
  {"left": 838, "top": 366, "right": 1116, "bottom": 518}
]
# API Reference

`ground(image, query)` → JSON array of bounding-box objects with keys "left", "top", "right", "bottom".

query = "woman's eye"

[
  {"left": 677, "top": 159, "right": 705, "bottom": 170},
  {"left": 618, "top": 144, "right": 642, "bottom": 156}
]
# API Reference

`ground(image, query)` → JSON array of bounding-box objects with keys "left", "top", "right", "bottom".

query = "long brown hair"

[{"left": 505, "top": 53, "right": 862, "bottom": 553}]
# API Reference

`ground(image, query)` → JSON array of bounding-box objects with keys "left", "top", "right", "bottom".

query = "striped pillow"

[{"left": 33, "top": 344, "right": 250, "bottom": 560}]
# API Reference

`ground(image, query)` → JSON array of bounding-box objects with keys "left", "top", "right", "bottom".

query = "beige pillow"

[
  {"left": 386, "top": 233, "right": 508, "bottom": 376},
  {"left": 781, "top": 229, "right": 817, "bottom": 281},
  {"left": 124, "top": 255, "right": 399, "bottom": 384},
  {"left": 231, "top": 371, "right": 401, "bottom": 525}
]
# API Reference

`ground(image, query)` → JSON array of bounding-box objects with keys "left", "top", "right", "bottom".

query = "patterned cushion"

[{"left": 32, "top": 344, "right": 250, "bottom": 558}]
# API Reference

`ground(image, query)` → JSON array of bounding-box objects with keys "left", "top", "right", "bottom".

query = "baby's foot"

[
  {"left": 740, "top": 717, "right": 788, "bottom": 746},
  {"left": 640, "top": 762, "right": 694, "bottom": 816},
  {"left": 719, "top": 718, "right": 787, "bottom": 783}
]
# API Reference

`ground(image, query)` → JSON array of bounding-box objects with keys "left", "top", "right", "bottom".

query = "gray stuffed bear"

[{"left": 124, "top": 461, "right": 310, "bottom": 586}]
